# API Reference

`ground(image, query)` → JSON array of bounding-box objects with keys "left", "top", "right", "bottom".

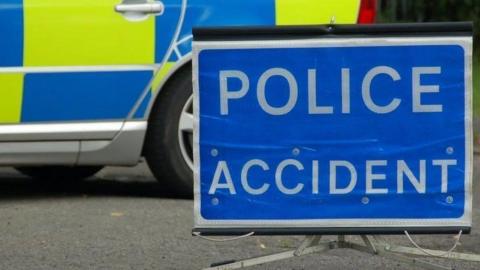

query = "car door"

[{"left": 0, "top": 0, "right": 182, "bottom": 163}]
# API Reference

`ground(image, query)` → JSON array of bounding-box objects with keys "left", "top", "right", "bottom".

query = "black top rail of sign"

[{"left": 193, "top": 22, "right": 473, "bottom": 41}]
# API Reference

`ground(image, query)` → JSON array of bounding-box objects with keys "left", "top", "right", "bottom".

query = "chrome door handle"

[{"left": 115, "top": 1, "right": 164, "bottom": 15}]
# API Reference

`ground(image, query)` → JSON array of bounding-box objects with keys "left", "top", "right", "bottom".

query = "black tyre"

[
  {"left": 16, "top": 166, "right": 103, "bottom": 181},
  {"left": 144, "top": 65, "right": 193, "bottom": 196}
]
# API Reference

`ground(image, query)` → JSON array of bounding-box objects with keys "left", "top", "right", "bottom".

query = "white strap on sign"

[
  {"left": 404, "top": 230, "right": 463, "bottom": 258},
  {"left": 193, "top": 232, "right": 255, "bottom": 242}
]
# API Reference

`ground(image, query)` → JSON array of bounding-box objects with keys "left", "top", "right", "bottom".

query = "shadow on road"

[{"left": 0, "top": 174, "right": 191, "bottom": 202}]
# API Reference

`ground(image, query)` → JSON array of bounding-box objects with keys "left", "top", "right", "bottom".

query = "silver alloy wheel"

[{"left": 178, "top": 95, "right": 194, "bottom": 170}]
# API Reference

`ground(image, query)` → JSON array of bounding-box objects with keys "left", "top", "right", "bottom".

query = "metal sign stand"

[{"left": 204, "top": 235, "right": 480, "bottom": 270}]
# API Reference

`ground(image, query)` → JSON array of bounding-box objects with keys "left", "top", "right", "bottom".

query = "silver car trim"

[
  {"left": 0, "top": 121, "right": 147, "bottom": 166},
  {"left": 0, "top": 65, "right": 158, "bottom": 73},
  {"left": 0, "top": 122, "right": 124, "bottom": 141},
  {"left": 0, "top": 141, "right": 79, "bottom": 165},
  {"left": 78, "top": 121, "right": 148, "bottom": 165},
  {"left": 115, "top": 1, "right": 165, "bottom": 15}
]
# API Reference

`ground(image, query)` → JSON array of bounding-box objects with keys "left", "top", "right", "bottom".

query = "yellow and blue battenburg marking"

[
  {"left": 0, "top": 0, "right": 24, "bottom": 123},
  {"left": 0, "top": 0, "right": 359, "bottom": 124}
]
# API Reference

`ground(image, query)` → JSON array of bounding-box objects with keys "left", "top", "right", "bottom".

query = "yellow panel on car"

[
  {"left": 0, "top": 74, "right": 23, "bottom": 123},
  {"left": 152, "top": 61, "right": 175, "bottom": 92},
  {"left": 23, "top": 0, "right": 155, "bottom": 66},
  {"left": 275, "top": 0, "right": 360, "bottom": 25}
]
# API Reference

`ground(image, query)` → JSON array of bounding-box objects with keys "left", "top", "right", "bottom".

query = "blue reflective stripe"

[
  {"left": 0, "top": 0, "right": 23, "bottom": 67},
  {"left": 22, "top": 71, "right": 152, "bottom": 122}
]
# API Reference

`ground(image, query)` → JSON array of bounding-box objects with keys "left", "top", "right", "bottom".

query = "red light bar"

[{"left": 358, "top": 0, "right": 376, "bottom": 24}]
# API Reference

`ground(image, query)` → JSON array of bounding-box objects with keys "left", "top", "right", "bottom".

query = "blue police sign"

[{"left": 193, "top": 29, "right": 473, "bottom": 233}]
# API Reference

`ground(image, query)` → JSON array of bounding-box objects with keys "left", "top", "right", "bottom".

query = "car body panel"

[
  {"left": 22, "top": 71, "right": 152, "bottom": 122},
  {"left": 0, "top": 74, "right": 23, "bottom": 123},
  {"left": 275, "top": 0, "right": 360, "bottom": 25},
  {"left": 0, "top": 0, "right": 23, "bottom": 124},
  {"left": 0, "top": 0, "right": 361, "bottom": 166},
  {"left": 134, "top": 0, "right": 361, "bottom": 120},
  {"left": 0, "top": 0, "right": 23, "bottom": 68},
  {"left": 0, "top": 0, "right": 181, "bottom": 125},
  {"left": 23, "top": 0, "right": 157, "bottom": 66}
]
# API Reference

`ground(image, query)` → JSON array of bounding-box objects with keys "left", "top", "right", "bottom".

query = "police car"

[{"left": 0, "top": 0, "right": 375, "bottom": 194}]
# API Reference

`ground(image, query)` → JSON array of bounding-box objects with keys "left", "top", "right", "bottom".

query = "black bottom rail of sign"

[{"left": 193, "top": 226, "right": 471, "bottom": 236}]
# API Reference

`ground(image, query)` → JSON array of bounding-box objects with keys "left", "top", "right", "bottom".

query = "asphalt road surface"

[{"left": 1, "top": 158, "right": 480, "bottom": 270}]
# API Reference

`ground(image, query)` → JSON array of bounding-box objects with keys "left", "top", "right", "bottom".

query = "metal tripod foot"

[{"left": 203, "top": 235, "right": 480, "bottom": 270}]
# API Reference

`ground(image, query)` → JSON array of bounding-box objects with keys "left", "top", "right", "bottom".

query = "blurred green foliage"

[
  {"left": 377, "top": 0, "right": 480, "bottom": 38},
  {"left": 377, "top": 0, "right": 480, "bottom": 45},
  {"left": 475, "top": 55, "right": 479, "bottom": 115}
]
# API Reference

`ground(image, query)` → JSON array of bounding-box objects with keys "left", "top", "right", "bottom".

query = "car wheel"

[
  {"left": 16, "top": 166, "right": 103, "bottom": 181},
  {"left": 144, "top": 65, "right": 193, "bottom": 196}
]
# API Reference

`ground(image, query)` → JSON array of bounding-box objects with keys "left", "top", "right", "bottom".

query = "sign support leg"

[
  {"left": 293, "top": 235, "right": 321, "bottom": 256},
  {"left": 203, "top": 235, "right": 480, "bottom": 270}
]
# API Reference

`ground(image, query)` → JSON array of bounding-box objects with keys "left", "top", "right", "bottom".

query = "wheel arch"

[
  {"left": 144, "top": 55, "right": 192, "bottom": 121},
  {"left": 141, "top": 56, "right": 192, "bottom": 155}
]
